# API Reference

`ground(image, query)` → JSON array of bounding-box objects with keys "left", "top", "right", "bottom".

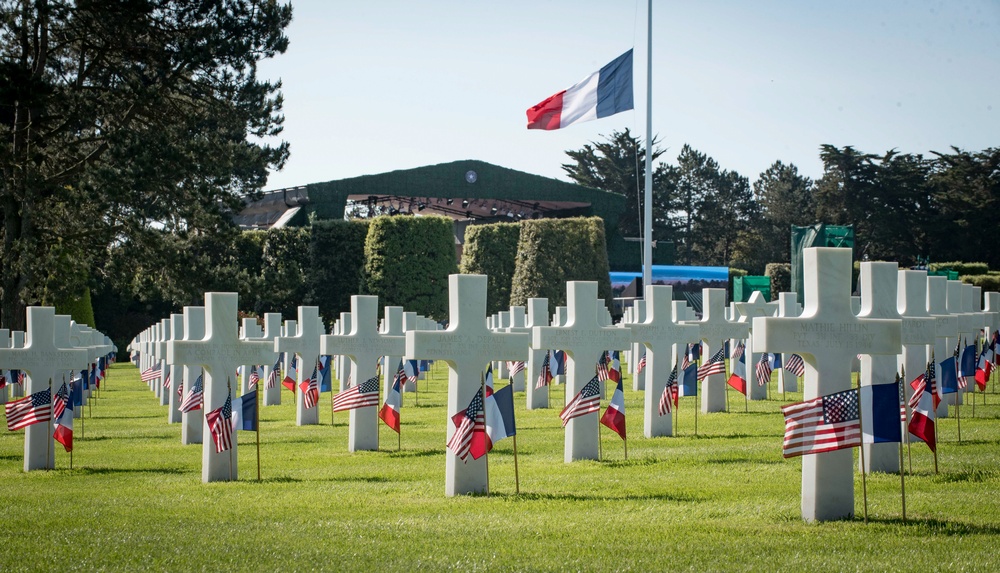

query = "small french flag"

[{"left": 526, "top": 49, "right": 634, "bottom": 130}]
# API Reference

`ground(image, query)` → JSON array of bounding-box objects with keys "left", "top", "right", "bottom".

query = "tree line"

[{"left": 564, "top": 130, "right": 1000, "bottom": 274}]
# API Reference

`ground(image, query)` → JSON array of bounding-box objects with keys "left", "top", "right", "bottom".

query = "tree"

[
  {"left": 562, "top": 128, "right": 679, "bottom": 243},
  {"left": 927, "top": 147, "right": 1000, "bottom": 268},
  {"left": 0, "top": 0, "right": 292, "bottom": 329},
  {"left": 734, "top": 161, "right": 814, "bottom": 271}
]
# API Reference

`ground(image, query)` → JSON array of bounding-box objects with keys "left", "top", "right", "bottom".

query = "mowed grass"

[{"left": 2, "top": 363, "right": 1000, "bottom": 572}]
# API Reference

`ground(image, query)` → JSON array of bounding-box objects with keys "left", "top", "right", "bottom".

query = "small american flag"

[
  {"left": 446, "top": 389, "right": 485, "bottom": 462},
  {"left": 732, "top": 341, "right": 745, "bottom": 361},
  {"left": 267, "top": 357, "right": 281, "bottom": 389},
  {"left": 300, "top": 364, "right": 320, "bottom": 409},
  {"left": 697, "top": 346, "right": 727, "bottom": 381},
  {"left": 332, "top": 375, "right": 380, "bottom": 412},
  {"left": 248, "top": 365, "right": 260, "bottom": 389},
  {"left": 179, "top": 374, "right": 204, "bottom": 413},
  {"left": 206, "top": 393, "right": 233, "bottom": 453},
  {"left": 140, "top": 364, "right": 161, "bottom": 382},
  {"left": 53, "top": 382, "right": 69, "bottom": 420},
  {"left": 177, "top": 380, "right": 184, "bottom": 400},
  {"left": 559, "top": 376, "right": 602, "bottom": 426},
  {"left": 781, "top": 388, "right": 861, "bottom": 458},
  {"left": 755, "top": 353, "right": 773, "bottom": 387},
  {"left": 596, "top": 351, "right": 611, "bottom": 381},
  {"left": 404, "top": 360, "right": 419, "bottom": 384},
  {"left": 897, "top": 373, "right": 906, "bottom": 424},
  {"left": 785, "top": 354, "right": 806, "bottom": 377},
  {"left": 636, "top": 351, "right": 647, "bottom": 373},
  {"left": 535, "top": 352, "right": 554, "bottom": 389},
  {"left": 658, "top": 363, "right": 679, "bottom": 416},
  {"left": 681, "top": 351, "right": 691, "bottom": 372},
  {"left": 506, "top": 360, "right": 526, "bottom": 378},
  {"left": 162, "top": 372, "right": 171, "bottom": 390},
  {"left": 5, "top": 388, "right": 52, "bottom": 431},
  {"left": 0, "top": 370, "right": 7, "bottom": 389}
]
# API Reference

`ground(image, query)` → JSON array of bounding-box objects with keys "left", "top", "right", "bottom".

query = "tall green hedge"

[
  {"left": 460, "top": 222, "right": 520, "bottom": 315},
  {"left": 509, "top": 217, "right": 613, "bottom": 309},
  {"left": 930, "top": 262, "right": 990, "bottom": 275},
  {"left": 257, "top": 227, "right": 312, "bottom": 318},
  {"left": 765, "top": 263, "right": 791, "bottom": 296},
  {"left": 55, "top": 287, "right": 96, "bottom": 327},
  {"left": 362, "top": 215, "right": 456, "bottom": 320},
  {"left": 961, "top": 274, "right": 1000, "bottom": 292},
  {"left": 308, "top": 219, "right": 369, "bottom": 326}
]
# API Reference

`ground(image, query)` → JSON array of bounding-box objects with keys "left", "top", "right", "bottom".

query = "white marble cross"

[
  {"left": 336, "top": 312, "right": 352, "bottom": 391},
  {"left": 523, "top": 298, "right": 550, "bottom": 410},
  {"left": 684, "top": 288, "right": 749, "bottom": 412},
  {"left": 0, "top": 328, "right": 9, "bottom": 404},
  {"left": 857, "top": 262, "right": 904, "bottom": 473},
  {"left": 406, "top": 274, "right": 528, "bottom": 496},
  {"left": 259, "top": 313, "right": 283, "bottom": 406},
  {"left": 533, "top": 281, "right": 631, "bottom": 461},
  {"left": 506, "top": 306, "right": 528, "bottom": 392},
  {"left": 321, "top": 295, "right": 404, "bottom": 452},
  {"left": 753, "top": 248, "right": 901, "bottom": 522},
  {"left": 167, "top": 314, "right": 185, "bottom": 424},
  {"left": 167, "top": 293, "right": 276, "bottom": 483},
  {"left": 736, "top": 291, "right": 779, "bottom": 400},
  {"left": 629, "top": 300, "right": 647, "bottom": 391},
  {"left": 380, "top": 306, "right": 404, "bottom": 396},
  {"left": 156, "top": 319, "right": 170, "bottom": 405},
  {"left": 775, "top": 292, "right": 801, "bottom": 393},
  {"left": 0, "top": 307, "right": 89, "bottom": 471},
  {"left": 629, "top": 286, "right": 700, "bottom": 437},
  {"left": 895, "top": 270, "right": 936, "bottom": 447},
  {"left": 275, "top": 307, "right": 322, "bottom": 426},
  {"left": 927, "top": 276, "right": 958, "bottom": 417},
  {"left": 239, "top": 318, "right": 263, "bottom": 396},
  {"left": 180, "top": 306, "right": 205, "bottom": 445}
]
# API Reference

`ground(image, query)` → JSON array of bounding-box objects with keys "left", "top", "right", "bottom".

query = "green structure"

[
  {"left": 235, "top": 159, "right": 673, "bottom": 271},
  {"left": 790, "top": 224, "right": 855, "bottom": 301},
  {"left": 733, "top": 275, "right": 771, "bottom": 302}
]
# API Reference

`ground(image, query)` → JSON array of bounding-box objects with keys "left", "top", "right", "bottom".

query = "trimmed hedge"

[
  {"left": 509, "top": 217, "right": 613, "bottom": 309},
  {"left": 257, "top": 228, "right": 311, "bottom": 318},
  {"left": 765, "top": 263, "right": 791, "bottom": 296},
  {"left": 930, "top": 262, "right": 990, "bottom": 276},
  {"left": 308, "top": 219, "right": 369, "bottom": 326},
  {"left": 460, "top": 223, "right": 520, "bottom": 315},
  {"left": 55, "top": 287, "right": 96, "bottom": 328},
  {"left": 961, "top": 274, "right": 1000, "bottom": 292},
  {"left": 362, "top": 215, "right": 457, "bottom": 320}
]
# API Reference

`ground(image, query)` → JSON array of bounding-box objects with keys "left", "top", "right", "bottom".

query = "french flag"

[{"left": 526, "top": 49, "right": 634, "bottom": 130}]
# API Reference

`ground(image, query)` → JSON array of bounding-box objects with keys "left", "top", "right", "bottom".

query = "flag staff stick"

[
  {"left": 256, "top": 376, "right": 261, "bottom": 482},
  {"left": 902, "top": 365, "right": 913, "bottom": 475},
  {"left": 855, "top": 383, "right": 868, "bottom": 525},
  {"left": 481, "top": 371, "right": 489, "bottom": 497},
  {"left": 512, "top": 432, "right": 520, "bottom": 493},
  {"left": 896, "top": 371, "right": 906, "bottom": 523},
  {"left": 227, "top": 377, "right": 234, "bottom": 482},
  {"left": 725, "top": 343, "right": 731, "bottom": 413}
]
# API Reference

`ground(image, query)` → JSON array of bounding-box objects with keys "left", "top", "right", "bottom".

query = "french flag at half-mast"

[{"left": 526, "top": 49, "right": 634, "bottom": 130}]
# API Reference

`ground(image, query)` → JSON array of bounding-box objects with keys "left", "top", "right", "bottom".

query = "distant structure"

[{"left": 234, "top": 159, "right": 674, "bottom": 271}]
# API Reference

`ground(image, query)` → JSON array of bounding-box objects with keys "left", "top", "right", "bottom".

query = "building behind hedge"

[{"left": 235, "top": 159, "right": 673, "bottom": 272}]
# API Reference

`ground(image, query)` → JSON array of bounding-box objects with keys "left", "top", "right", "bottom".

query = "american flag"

[
  {"left": 559, "top": 376, "right": 602, "bottom": 426},
  {"left": 5, "top": 388, "right": 52, "bottom": 431},
  {"left": 755, "top": 353, "right": 773, "bottom": 386},
  {"left": 162, "top": 372, "right": 171, "bottom": 390},
  {"left": 785, "top": 354, "right": 806, "bottom": 377},
  {"left": 535, "top": 352, "right": 554, "bottom": 389},
  {"left": 179, "top": 374, "right": 204, "bottom": 413},
  {"left": 781, "top": 388, "right": 861, "bottom": 458},
  {"left": 658, "top": 362, "right": 679, "bottom": 416},
  {"left": 731, "top": 341, "right": 745, "bottom": 361},
  {"left": 909, "top": 361, "right": 940, "bottom": 411},
  {"left": 956, "top": 340, "right": 971, "bottom": 390},
  {"left": 140, "top": 364, "right": 161, "bottom": 382},
  {"left": 596, "top": 351, "right": 611, "bottom": 381},
  {"left": 206, "top": 393, "right": 233, "bottom": 453},
  {"left": 248, "top": 365, "right": 260, "bottom": 389},
  {"left": 697, "top": 346, "right": 726, "bottom": 381},
  {"left": 609, "top": 351, "right": 622, "bottom": 383},
  {"left": 332, "top": 375, "right": 380, "bottom": 412},
  {"left": 404, "top": 360, "right": 419, "bottom": 384},
  {"left": 267, "top": 356, "right": 281, "bottom": 389},
  {"left": 636, "top": 351, "right": 647, "bottom": 373},
  {"left": 53, "top": 382, "right": 69, "bottom": 420},
  {"left": 0, "top": 370, "right": 7, "bottom": 389},
  {"left": 177, "top": 380, "right": 184, "bottom": 400},
  {"left": 681, "top": 350, "right": 691, "bottom": 371},
  {"left": 16, "top": 370, "right": 25, "bottom": 385},
  {"left": 300, "top": 364, "right": 320, "bottom": 409},
  {"left": 506, "top": 360, "right": 526, "bottom": 378},
  {"left": 897, "top": 373, "right": 906, "bottom": 423},
  {"left": 446, "top": 389, "right": 485, "bottom": 462}
]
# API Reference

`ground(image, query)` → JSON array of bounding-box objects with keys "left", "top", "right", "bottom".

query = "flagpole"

[
  {"left": 725, "top": 344, "right": 731, "bottom": 413},
  {"left": 641, "top": 0, "right": 653, "bottom": 290},
  {"left": 256, "top": 378, "right": 261, "bottom": 482},
  {"left": 481, "top": 371, "right": 489, "bottom": 497},
  {"left": 513, "top": 433, "right": 521, "bottom": 494},
  {"left": 47, "top": 377, "right": 52, "bottom": 470},
  {"left": 855, "top": 385, "right": 868, "bottom": 525},
  {"left": 228, "top": 378, "right": 234, "bottom": 483}
]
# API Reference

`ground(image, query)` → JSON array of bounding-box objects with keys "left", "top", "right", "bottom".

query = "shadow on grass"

[
  {"left": 72, "top": 466, "right": 189, "bottom": 476},
  {"left": 386, "top": 448, "right": 440, "bottom": 459},
  {"left": 601, "top": 456, "right": 660, "bottom": 468},
  {"left": 0, "top": 454, "right": 22, "bottom": 462},
  {"left": 933, "top": 468, "right": 999, "bottom": 483},
  {"left": 329, "top": 475, "right": 394, "bottom": 484},
  {"left": 493, "top": 491, "right": 706, "bottom": 503},
  {"left": 247, "top": 475, "right": 302, "bottom": 484},
  {"left": 706, "top": 456, "right": 783, "bottom": 465},
  {"left": 865, "top": 516, "right": 1000, "bottom": 535}
]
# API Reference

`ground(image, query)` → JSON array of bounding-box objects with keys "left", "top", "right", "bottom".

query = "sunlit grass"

[{"left": 1, "top": 363, "right": 998, "bottom": 572}]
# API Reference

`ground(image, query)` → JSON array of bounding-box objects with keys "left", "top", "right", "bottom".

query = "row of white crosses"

[{"left": 0, "top": 306, "right": 113, "bottom": 471}]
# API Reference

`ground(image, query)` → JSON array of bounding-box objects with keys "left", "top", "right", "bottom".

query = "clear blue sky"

[{"left": 257, "top": 1, "right": 999, "bottom": 191}]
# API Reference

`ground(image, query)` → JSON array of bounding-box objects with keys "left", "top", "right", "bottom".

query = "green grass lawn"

[{"left": 2, "top": 363, "right": 999, "bottom": 572}]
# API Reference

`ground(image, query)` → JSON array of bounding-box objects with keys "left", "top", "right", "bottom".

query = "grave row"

[{"left": 6, "top": 247, "right": 1000, "bottom": 523}]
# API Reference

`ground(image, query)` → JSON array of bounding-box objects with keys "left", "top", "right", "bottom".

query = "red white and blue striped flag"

[
  {"left": 206, "top": 393, "right": 233, "bottom": 453},
  {"left": 446, "top": 389, "right": 485, "bottom": 462},
  {"left": 179, "top": 374, "right": 204, "bottom": 413},
  {"left": 658, "top": 362, "right": 679, "bottom": 416},
  {"left": 560, "top": 376, "right": 602, "bottom": 426},
  {"left": 5, "top": 388, "right": 52, "bottom": 431},
  {"left": 527, "top": 50, "right": 633, "bottom": 130},
  {"left": 697, "top": 346, "right": 727, "bottom": 381},
  {"left": 785, "top": 354, "right": 806, "bottom": 377},
  {"left": 332, "top": 375, "right": 379, "bottom": 412},
  {"left": 781, "top": 388, "right": 861, "bottom": 458},
  {"left": 299, "top": 363, "right": 320, "bottom": 409}
]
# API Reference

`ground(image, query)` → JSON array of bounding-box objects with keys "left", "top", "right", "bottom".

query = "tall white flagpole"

[{"left": 642, "top": 0, "right": 653, "bottom": 290}]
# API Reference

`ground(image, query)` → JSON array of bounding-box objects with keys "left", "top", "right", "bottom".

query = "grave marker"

[
  {"left": 736, "top": 291, "right": 778, "bottom": 400},
  {"left": 524, "top": 298, "right": 550, "bottom": 410},
  {"left": 683, "top": 288, "right": 749, "bottom": 412},
  {"left": 180, "top": 306, "right": 206, "bottom": 445},
  {"left": 275, "top": 307, "right": 322, "bottom": 426},
  {"left": 753, "top": 248, "right": 901, "bottom": 521}
]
